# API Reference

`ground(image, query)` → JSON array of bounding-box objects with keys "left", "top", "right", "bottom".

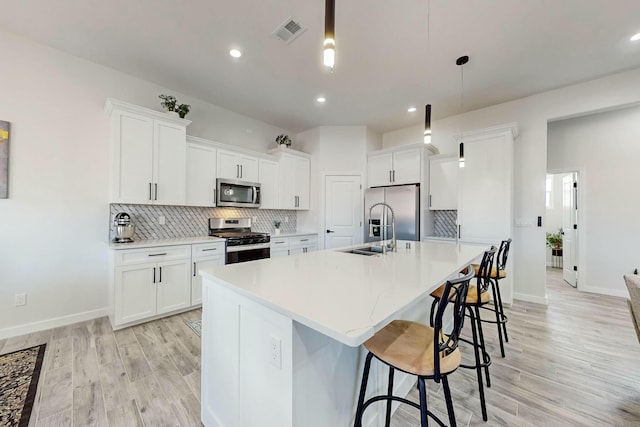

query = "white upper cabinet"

[
  {"left": 428, "top": 155, "right": 459, "bottom": 210},
  {"left": 259, "top": 159, "right": 279, "bottom": 209},
  {"left": 217, "top": 149, "right": 259, "bottom": 182},
  {"left": 367, "top": 147, "right": 421, "bottom": 187},
  {"left": 186, "top": 139, "right": 217, "bottom": 207},
  {"left": 278, "top": 153, "right": 310, "bottom": 210},
  {"left": 457, "top": 123, "right": 517, "bottom": 242},
  {"left": 106, "top": 99, "right": 190, "bottom": 205}
]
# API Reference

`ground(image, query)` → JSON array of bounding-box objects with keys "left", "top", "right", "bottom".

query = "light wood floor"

[{"left": 2, "top": 269, "right": 639, "bottom": 427}]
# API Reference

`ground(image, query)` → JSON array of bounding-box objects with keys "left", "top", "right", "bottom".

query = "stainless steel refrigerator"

[{"left": 364, "top": 185, "right": 420, "bottom": 243}]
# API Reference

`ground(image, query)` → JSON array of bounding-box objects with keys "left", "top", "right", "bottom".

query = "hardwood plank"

[
  {"left": 130, "top": 375, "right": 181, "bottom": 427},
  {"left": 35, "top": 409, "right": 72, "bottom": 427},
  {"left": 171, "top": 392, "right": 203, "bottom": 427},
  {"left": 151, "top": 356, "right": 193, "bottom": 401},
  {"left": 73, "top": 345, "right": 100, "bottom": 387},
  {"left": 36, "top": 364, "right": 73, "bottom": 420},
  {"left": 95, "top": 333, "right": 120, "bottom": 367},
  {"left": 106, "top": 400, "right": 144, "bottom": 427},
  {"left": 45, "top": 337, "right": 72, "bottom": 372},
  {"left": 183, "top": 371, "right": 201, "bottom": 402},
  {"left": 99, "top": 359, "right": 134, "bottom": 411},
  {"left": 73, "top": 381, "right": 108, "bottom": 427},
  {"left": 118, "top": 343, "right": 153, "bottom": 382},
  {"left": 132, "top": 323, "right": 168, "bottom": 370}
]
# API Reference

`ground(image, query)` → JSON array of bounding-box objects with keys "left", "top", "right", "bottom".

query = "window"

[{"left": 545, "top": 175, "right": 553, "bottom": 209}]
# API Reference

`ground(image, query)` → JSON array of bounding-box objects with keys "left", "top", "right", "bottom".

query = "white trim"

[
  {"left": 0, "top": 307, "right": 108, "bottom": 340},
  {"left": 105, "top": 98, "right": 192, "bottom": 126},
  {"left": 454, "top": 122, "right": 519, "bottom": 143},
  {"left": 513, "top": 292, "right": 549, "bottom": 305},
  {"left": 579, "top": 286, "right": 628, "bottom": 299}
]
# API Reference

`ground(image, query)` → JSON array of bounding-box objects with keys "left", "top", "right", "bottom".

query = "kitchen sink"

[{"left": 339, "top": 245, "right": 385, "bottom": 256}]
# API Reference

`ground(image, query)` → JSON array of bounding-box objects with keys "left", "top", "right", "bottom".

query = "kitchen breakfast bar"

[{"left": 199, "top": 241, "right": 487, "bottom": 427}]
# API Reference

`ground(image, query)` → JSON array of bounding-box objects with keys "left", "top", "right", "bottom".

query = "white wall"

[
  {"left": 383, "top": 67, "right": 640, "bottom": 304},
  {"left": 0, "top": 30, "right": 289, "bottom": 338},
  {"left": 548, "top": 105, "right": 640, "bottom": 297},
  {"left": 296, "top": 126, "right": 372, "bottom": 249}
]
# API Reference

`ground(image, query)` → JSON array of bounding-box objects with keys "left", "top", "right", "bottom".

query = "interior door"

[
  {"left": 562, "top": 173, "right": 578, "bottom": 287},
  {"left": 325, "top": 175, "right": 362, "bottom": 249}
]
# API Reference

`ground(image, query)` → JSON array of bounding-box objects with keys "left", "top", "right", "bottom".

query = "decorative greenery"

[
  {"left": 546, "top": 228, "right": 563, "bottom": 248},
  {"left": 159, "top": 94, "right": 191, "bottom": 118},
  {"left": 275, "top": 134, "right": 292, "bottom": 147},
  {"left": 274, "top": 221, "right": 282, "bottom": 229}
]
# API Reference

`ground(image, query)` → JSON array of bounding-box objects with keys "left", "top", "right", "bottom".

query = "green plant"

[
  {"left": 159, "top": 94, "right": 177, "bottom": 112},
  {"left": 275, "top": 134, "right": 292, "bottom": 147},
  {"left": 274, "top": 221, "right": 282, "bottom": 229},
  {"left": 546, "top": 228, "right": 563, "bottom": 248},
  {"left": 176, "top": 103, "right": 190, "bottom": 119},
  {"left": 159, "top": 95, "right": 191, "bottom": 118}
]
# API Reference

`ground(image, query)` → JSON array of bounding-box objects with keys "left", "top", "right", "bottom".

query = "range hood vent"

[{"left": 272, "top": 17, "right": 306, "bottom": 44}]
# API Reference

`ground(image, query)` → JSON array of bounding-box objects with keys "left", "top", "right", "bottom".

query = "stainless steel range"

[{"left": 208, "top": 217, "right": 270, "bottom": 264}]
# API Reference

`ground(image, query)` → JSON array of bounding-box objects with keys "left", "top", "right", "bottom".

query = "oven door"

[
  {"left": 226, "top": 243, "right": 270, "bottom": 264},
  {"left": 216, "top": 179, "right": 261, "bottom": 208}
]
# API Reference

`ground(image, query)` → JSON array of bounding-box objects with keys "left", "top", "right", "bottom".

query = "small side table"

[{"left": 552, "top": 248, "right": 563, "bottom": 268}]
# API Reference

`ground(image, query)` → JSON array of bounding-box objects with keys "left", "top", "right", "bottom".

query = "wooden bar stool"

[
  {"left": 429, "top": 246, "right": 497, "bottom": 422},
  {"left": 354, "top": 265, "right": 475, "bottom": 427},
  {"left": 476, "top": 238, "right": 511, "bottom": 357}
]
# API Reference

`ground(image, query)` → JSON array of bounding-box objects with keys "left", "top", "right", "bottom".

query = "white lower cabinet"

[
  {"left": 191, "top": 242, "right": 225, "bottom": 305},
  {"left": 270, "top": 235, "right": 318, "bottom": 257},
  {"left": 112, "top": 242, "right": 222, "bottom": 328}
]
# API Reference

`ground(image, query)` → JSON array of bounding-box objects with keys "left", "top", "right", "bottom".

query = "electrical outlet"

[
  {"left": 269, "top": 335, "right": 282, "bottom": 369},
  {"left": 252, "top": 216, "right": 257, "bottom": 222},
  {"left": 284, "top": 216, "right": 289, "bottom": 223},
  {"left": 15, "top": 293, "right": 26, "bottom": 307},
  {"left": 158, "top": 216, "right": 166, "bottom": 225}
]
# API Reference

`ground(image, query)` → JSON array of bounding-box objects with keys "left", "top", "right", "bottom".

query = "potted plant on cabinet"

[
  {"left": 275, "top": 134, "right": 292, "bottom": 149},
  {"left": 159, "top": 94, "right": 191, "bottom": 119},
  {"left": 274, "top": 221, "right": 282, "bottom": 236},
  {"left": 546, "top": 228, "right": 563, "bottom": 267}
]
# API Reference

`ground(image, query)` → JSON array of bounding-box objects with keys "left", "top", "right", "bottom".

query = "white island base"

[{"left": 200, "top": 242, "right": 487, "bottom": 427}]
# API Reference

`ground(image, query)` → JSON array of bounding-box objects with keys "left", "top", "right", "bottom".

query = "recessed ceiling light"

[
  {"left": 631, "top": 32, "right": 640, "bottom": 41},
  {"left": 316, "top": 97, "right": 326, "bottom": 103},
  {"left": 229, "top": 49, "right": 242, "bottom": 58},
  {"left": 407, "top": 107, "right": 417, "bottom": 113}
]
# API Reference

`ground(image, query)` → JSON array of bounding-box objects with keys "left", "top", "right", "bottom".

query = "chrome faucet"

[{"left": 368, "top": 202, "right": 396, "bottom": 253}]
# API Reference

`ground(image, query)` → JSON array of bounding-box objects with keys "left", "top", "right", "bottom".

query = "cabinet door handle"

[
  {"left": 148, "top": 253, "right": 167, "bottom": 257},
  {"left": 153, "top": 267, "right": 156, "bottom": 283},
  {"left": 202, "top": 248, "right": 217, "bottom": 252},
  {"left": 159, "top": 266, "right": 162, "bottom": 283},
  {"left": 240, "top": 165, "right": 243, "bottom": 178},
  {"left": 154, "top": 183, "right": 158, "bottom": 201},
  {"left": 429, "top": 195, "right": 432, "bottom": 207},
  {"left": 213, "top": 188, "right": 217, "bottom": 206},
  {"left": 458, "top": 225, "right": 461, "bottom": 239},
  {"left": 389, "top": 170, "right": 392, "bottom": 182},
  {"left": 300, "top": 239, "right": 309, "bottom": 242},
  {"left": 193, "top": 262, "right": 196, "bottom": 277},
  {"left": 149, "top": 183, "right": 152, "bottom": 200},
  {"left": 236, "top": 164, "right": 239, "bottom": 178},
  {"left": 287, "top": 249, "right": 290, "bottom": 256},
  {"left": 392, "top": 170, "right": 396, "bottom": 182}
]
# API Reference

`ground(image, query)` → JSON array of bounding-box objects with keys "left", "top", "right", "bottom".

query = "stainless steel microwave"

[{"left": 216, "top": 179, "right": 261, "bottom": 208}]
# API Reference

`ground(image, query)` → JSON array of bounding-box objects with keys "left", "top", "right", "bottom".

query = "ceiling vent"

[{"left": 272, "top": 17, "right": 307, "bottom": 44}]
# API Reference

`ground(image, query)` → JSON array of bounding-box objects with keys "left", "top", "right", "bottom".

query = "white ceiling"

[{"left": 3, "top": 0, "right": 640, "bottom": 133}]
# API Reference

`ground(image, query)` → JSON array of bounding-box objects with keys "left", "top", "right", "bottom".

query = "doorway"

[{"left": 545, "top": 171, "right": 580, "bottom": 290}]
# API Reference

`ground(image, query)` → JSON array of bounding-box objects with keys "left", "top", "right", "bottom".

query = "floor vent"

[{"left": 272, "top": 17, "right": 307, "bottom": 44}]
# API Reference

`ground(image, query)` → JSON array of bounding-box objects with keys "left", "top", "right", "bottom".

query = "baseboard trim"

[
  {"left": 513, "top": 293, "right": 549, "bottom": 305},
  {"left": 0, "top": 307, "right": 108, "bottom": 340},
  {"left": 579, "top": 286, "right": 628, "bottom": 299}
]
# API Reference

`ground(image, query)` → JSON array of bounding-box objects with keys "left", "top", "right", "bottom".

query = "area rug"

[
  {"left": 0, "top": 344, "right": 46, "bottom": 427},
  {"left": 185, "top": 320, "right": 202, "bottom": 337}
]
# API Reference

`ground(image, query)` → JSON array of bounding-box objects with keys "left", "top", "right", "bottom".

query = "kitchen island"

[{"left": 200, "top": 241, "right": 487, "bottom": 427}]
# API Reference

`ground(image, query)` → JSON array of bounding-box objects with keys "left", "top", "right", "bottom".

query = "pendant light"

[
  {"left": 423, "top": 0, "right": 432, "bottom": 144},
  {"left": 324, "top": 0, "right": 335, "bottom": 69},
  {"left": 424, "top": 104, "right": 432, "bottom": 144},
  {"left": 456, "top": 55, "right": 469, "bottom": 168}
]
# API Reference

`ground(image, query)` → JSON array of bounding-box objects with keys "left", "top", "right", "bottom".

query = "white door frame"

[
  {"left": 547, "top": 167, "right": 586, "bottom": 292},
  {"left": 319, "top": 172, "right": 364, "bottom": 251}
]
